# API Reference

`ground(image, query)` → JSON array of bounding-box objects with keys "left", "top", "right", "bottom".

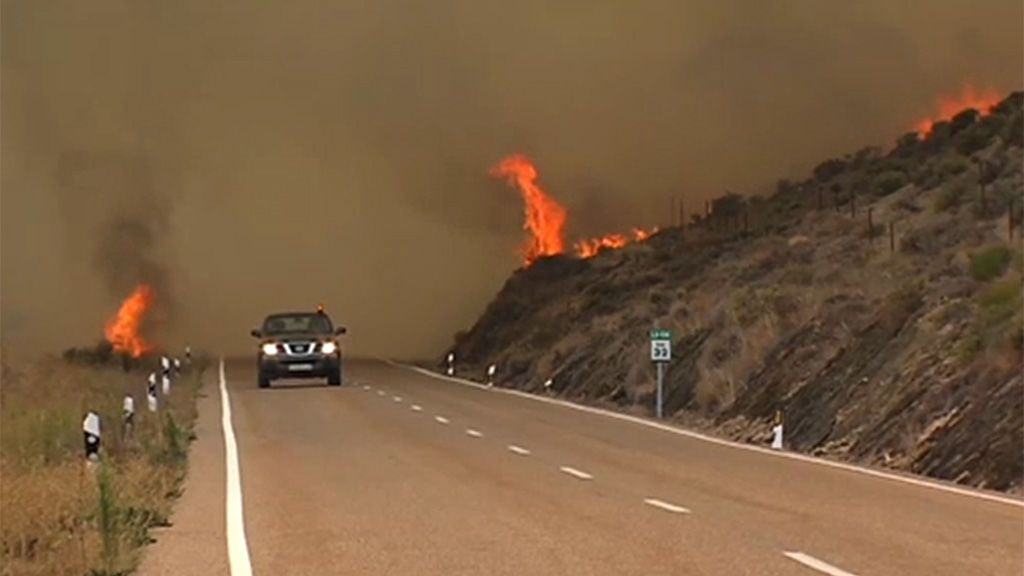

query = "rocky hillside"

[{"left": 445, "top": 92, "right": 1024, "bottom": 493}]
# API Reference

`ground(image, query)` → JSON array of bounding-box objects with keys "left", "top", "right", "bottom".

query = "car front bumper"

[{"left": 259, "top": 354, "right": 340, "bottom": 379}]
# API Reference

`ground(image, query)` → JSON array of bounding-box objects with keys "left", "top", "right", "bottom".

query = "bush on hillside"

[
  {"left": 813, "top": 158, "right": 846, "bottom": 182},
  {"left": 956, "top": 128, "right": 993, "bottom": 156},
  {"left": 949, "top": 108, "right": 980, "bottom": 135},
  {"left": 1005, "top": 111, "right": 1023, "bottom": 147},
  {"left": 892, "top": 132, "right": 920, "bottom": 157},
  {"left": 969, "top": 245, "right": 1012, "bottom": 282},
  {"left": 875, "top": 170, "right": 907, "bottom": 196},
  {"left": 941, "top": 156, "right": 970, "bottom": 177},
  {"left": 934, "top": 181, "right": 967, "bottom": 212}
]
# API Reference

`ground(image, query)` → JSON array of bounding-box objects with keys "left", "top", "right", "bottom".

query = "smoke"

[
  {"left": 52, "top": 149, "right": 176, "bottom": 332},
  {"left": 1, "top": 0, "right": 1022, "bottom": 358}
]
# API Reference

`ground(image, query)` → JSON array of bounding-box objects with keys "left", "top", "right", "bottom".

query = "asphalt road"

[{"left": 138, "top": 358, "right": 1024, "bottom": 576}]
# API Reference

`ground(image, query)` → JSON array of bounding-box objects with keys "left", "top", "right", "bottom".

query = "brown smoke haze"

[{"left": 2, "top": 1, "right": 1022, "bottom": 358}]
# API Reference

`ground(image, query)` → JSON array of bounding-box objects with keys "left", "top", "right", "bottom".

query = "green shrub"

[
  {"left": 969, "top": 245, "right": 1012, "bottom": 282},
  {"left": 934, "top": 181, "right": 967, "bottom": 212},
  {"left": 161, "top": 412, "right": 188, "bottom": 467},
  {"left": 813, "top": 158, "right": 846, "bottom": 182},
  {"left": 956, "top": 127, "right": 992, "bottom": 156},
  {"left": 1004, "top": 110, "right": 1023, "bottom": 147},
  {"left": 978, "top": 279, "right": 1020, "bottom": 326},
  {"left": 96, "top": 460, "right": 122, "bottom": 576},
  {"left": 875, "top": 170, "right": 907, "bottom": 196},
  {"left": 941, "top": 157, "right": 970, "bottom": 176}
]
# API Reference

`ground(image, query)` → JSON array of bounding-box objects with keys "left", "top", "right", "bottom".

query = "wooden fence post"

[
  {"left": 1009, "top": 198, "right": 1015, "bottom": 240},
  {"left": 867, "top": 207, "right": 874, "bottom": 245}
]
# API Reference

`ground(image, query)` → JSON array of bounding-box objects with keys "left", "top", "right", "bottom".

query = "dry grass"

[{"left": 1, "top": 353, "right": 206, "bottom": 576}]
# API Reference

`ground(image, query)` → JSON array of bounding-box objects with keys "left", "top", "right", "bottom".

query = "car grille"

[{"left": 282, "top": 341, "right": 316, "bottom": 356}]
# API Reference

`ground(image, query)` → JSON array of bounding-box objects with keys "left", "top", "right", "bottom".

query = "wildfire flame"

[
  {"left": 490, "top": 154, "right": 567, "bottom": 266},
  {"left": 491, "top": 154, "right": 656, "bottom": 266},
  {"left": 915, "top": 84, "right": 1002, "bottom": 137},
  {"left": 574, "top": 227, "right": 658, "bottom": 258},
  {"left": 105, "top": 284, "right": 154, "bottom": 358}
]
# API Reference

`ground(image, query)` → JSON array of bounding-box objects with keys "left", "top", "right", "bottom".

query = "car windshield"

[{"left": 262, "top": 313, "right": 333, "bottom": 335}]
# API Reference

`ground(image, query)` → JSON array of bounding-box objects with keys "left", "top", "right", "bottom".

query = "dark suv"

[{"left": 250, "top": 310, "right": 346, "bottom": 388}]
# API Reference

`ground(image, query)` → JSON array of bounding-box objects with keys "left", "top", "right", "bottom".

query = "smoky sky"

[{"left": 2, "top": 0, "right": 1022, "bottom": 358}]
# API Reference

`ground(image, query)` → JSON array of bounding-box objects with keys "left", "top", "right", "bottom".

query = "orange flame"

[
  {"left": 574, "top": 227, "right": 658, "bottom": 258},
  {"left": 105, "top": 284, "right": 154, "bottom": 358},
  {"left": 915, "top": 84, "right": 1002, "bottom": 137},
  {"left": 490, "top": 154, "right": 568, "bottom": 266}
]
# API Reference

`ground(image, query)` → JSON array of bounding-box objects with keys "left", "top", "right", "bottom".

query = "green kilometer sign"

[
  {"left": 649, "top": 329, "right": 672, "bottom": 418},
  {"left": 650, "top": 330, "right": 672, "bottom": 362}
]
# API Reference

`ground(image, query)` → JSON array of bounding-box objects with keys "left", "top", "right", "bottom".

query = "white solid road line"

[
  {"left": 643, "top": 498, "right": 691, "bottom": 514},
  {"left": 559, "top": 466, "right": 594, "bottom": 481},
  {"left": 507, "top": 445, "right": 531, "bottom": 456},
  {"left": 392, "top": 361, "right": 1024, "bottom": 508},
  {"left": 393, "top": 396, "right": 402, "bottom": 402},
  {"left": 466, "top": 429, "right": 483, "bottom": 438},
  {"left": 219, "top": 360, "right": 254, "bottom": 576},
  {"left": 411, "top": 404, "right": 423, "bottom": 412},
  {"left": 783, "top": 552, "right": 858, "bottom": 576},
  {"left": 435, "top": 416, "right": 450, "bottom": 425}
]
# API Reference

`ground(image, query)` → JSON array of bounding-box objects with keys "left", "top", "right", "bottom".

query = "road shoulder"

[{"left": 136, "top": 377, "right": 229, "bottom": 575}]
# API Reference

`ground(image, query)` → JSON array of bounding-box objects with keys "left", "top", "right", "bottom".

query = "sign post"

[{"left": 650, "top": 329, "right": 672, "bottom": 419}]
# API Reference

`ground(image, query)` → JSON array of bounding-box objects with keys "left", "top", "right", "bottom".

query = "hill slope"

[{"left": 445, "top": 92, "right": 1024, "bottom": 493}]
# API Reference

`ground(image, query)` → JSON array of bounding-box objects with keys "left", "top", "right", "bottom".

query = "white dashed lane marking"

[
  {"left": 411, "top": 404, "right": 423, "bottom": 412},
  {"left": 434, "top": 416, "right": 450, "bottom": 425},
  {"left": 393, "top": 396, "right": 402, "bottom": 402},
  {"left": 362, "top": 385, "right": 370, "bottom": 391},
  {"left": 643, "top": 498, "right": 691, "bottom": 514},
  {"left": 783, "top": 552, "right": 859, "bottom": 576},
  {"left": 377, "top": 390, "right": 386, "bottom": 396},
  {"left": 465, "top": 429, "right": 483, "bottom": 438},
  {"left": 507, "top": 445, "right": 531, "bottom": 456},
  {"left": 559, "top": 466, "right": 593, "bottom": 481}
]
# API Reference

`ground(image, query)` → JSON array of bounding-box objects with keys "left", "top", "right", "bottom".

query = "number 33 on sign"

[{"left": 650, "top": 330, "right": 672, "bottom": 362}]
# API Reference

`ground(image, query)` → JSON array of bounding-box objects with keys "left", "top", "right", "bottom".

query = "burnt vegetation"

[{"left": 446, "top": 92, "right": 1024, "bottom": 493}]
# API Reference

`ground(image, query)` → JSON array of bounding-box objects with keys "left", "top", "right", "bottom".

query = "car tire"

[
  {"left": 327, "top": 365, "right": 342, "bottom": 387},
  {"left": 258, "top": 372, "right": 271, "bottom": 389}
]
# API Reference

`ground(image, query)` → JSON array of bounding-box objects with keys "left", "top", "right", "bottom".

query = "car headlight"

[
  {"left": 261, "top": 343, "right": 278, "bottom": 355},
  {"left": 321, "top": 341, "right": 337, "bottom": 354}
]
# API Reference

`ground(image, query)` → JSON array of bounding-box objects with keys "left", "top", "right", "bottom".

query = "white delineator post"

[
  {"left": 487, "top": 364, "right": 497, "bottom": 387},
  {"left": 83, "top": 412, "right": 101, "bottom": 461},
  {"left": 147, "top": 373, "right": 159, "bottom": 412},
  {"left": 446, "top": 353, "right": 455, "bottom": 376},
  {"left": 173, "top": 357, "right": 182, "bottom": 375},
  {"left": 771, "top": 410, "right": 784, "bottom": 450},
  {"left": 123, "top": 395, "right": 135, "bottom": 434},
  {"left": 161, "top": 356, "right": 171, "bottom": 395}
]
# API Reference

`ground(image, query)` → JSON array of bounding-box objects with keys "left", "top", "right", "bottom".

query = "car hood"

[{"left": 261, "top": 332, "right": 331, "bottom": 342}]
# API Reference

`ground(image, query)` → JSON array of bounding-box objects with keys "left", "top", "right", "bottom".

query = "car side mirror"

[
  {"left": 335, "top": 327, "right": 347, "bottom": 336},
  {"left": 250, "top": 329, "right": 262, "bottom": 338}
]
